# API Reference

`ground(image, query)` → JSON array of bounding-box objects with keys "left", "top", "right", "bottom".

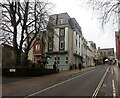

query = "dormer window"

[
  {"left": 53, "top": 19, "right": 56, "bottom": 25},
  {"left": 60, "top": 18, "right": 63, "bottom": 24}
]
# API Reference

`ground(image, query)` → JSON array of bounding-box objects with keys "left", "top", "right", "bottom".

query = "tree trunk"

[
  {"left": 22, "top": 49, "right": 29, "bottom": 67},
  {"left": 14, "top": 49, "right": 21, "bottom": 67},
  {"left": 13, "top": 27, "right": 21, "bottom": 67}
]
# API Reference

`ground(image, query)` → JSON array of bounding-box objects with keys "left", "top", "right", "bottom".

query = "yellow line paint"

[{"left": 91, "top": 67, "right": 109, "bottom": 98}]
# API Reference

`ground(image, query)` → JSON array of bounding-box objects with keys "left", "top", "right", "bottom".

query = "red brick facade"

[
  {"left": 115, "top": 31, "right": 120, "bottom": 60},
  {"left": 33, "top": 41, "right": 43, "bottom": 64},
  {"left": 33, "top": 32, "right": 46, "bottom": 64}
]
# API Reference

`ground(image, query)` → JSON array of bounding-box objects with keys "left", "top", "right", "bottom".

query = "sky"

[{"left": 49, "top": 0, "right": 116, "bottom": 50}]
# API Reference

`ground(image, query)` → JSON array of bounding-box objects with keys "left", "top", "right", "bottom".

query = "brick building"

[
  {"left": 32, "top": 31, "right": 46, "bottom": 64},
  {"left": 115, "top": 4, "right": 120, "bottom": 61},
  {"left": 97, "top": 47, "right": 115, "bottom": 65},
  {"left": 115, "top": 31, "right": 120, "bottom": 60}
]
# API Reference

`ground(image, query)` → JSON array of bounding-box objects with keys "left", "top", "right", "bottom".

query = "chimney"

[{"left": 98, "top": 47, "right": 100, "bottom": 50}]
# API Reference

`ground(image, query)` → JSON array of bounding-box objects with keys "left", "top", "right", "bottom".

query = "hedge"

[{"left": 2, "top": 68, "right": 59, "bottom": 77}]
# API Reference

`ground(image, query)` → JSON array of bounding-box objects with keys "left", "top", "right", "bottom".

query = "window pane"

[
  {"left": 36, "top": 44, "right": 40, "bottom": 51},
  {"left": 48, "top": 37, "right": 53, "bottom": 50},
  {"left": 60, "top": 41, "right": 63, "bottom": 49},
  {"left": 60, "top": 18, "right": 63, "bottom": 24},
  {"left": 55, "top": 57, "right": 56, "bottom": 60},
  {"left": 60, "top": 28, "right": 65, "bottom": 37},
  {"left": 58, "top": 57, "right": 60, "bottom": 60},
  {"left": 66, "top": 57, "right": 68, "bottom": 60},
  {"left": 49, "top": 42, "right": 52, "bottom": 50},
  {"left": 66, "top": 61, "right": 68, "bottom": 64},
  {"left": 76, "top": 40, "right": 77, "bottom": 46},
  {"left": 53, "top": 19, "right": 56, "bottom": 25},
  {"left": 49, "top": 30, "right": 54, "bottom": 37}
]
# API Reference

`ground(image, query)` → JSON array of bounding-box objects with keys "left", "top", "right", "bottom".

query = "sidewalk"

[{"left": 2, "top": 67, "right": 95, "bottom": 96}]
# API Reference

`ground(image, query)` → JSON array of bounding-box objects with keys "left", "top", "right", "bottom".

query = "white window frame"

[
  {"left": 60, "top": 28, "right": 64, "bottom": 37},
  {"left": 36, "top": 44, "right": 40, "bottom": 51},
  {"left": 49, "top": 42, "right": 52, "bottom": 50}
]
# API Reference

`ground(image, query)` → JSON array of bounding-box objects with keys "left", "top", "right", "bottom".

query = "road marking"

[
  {"left": 24, "top": 69, "right": 95, "bottom": 98},
  {"left": 112, "top": 79, "right": 116, "bottom": 98},
  {"left": 111, "top": 68, "right": 114, "bottom": 75},
  {"left": 91, "top": 67, "right": 109, "bottom": 98}
]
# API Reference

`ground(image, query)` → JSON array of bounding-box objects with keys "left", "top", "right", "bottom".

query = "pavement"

[{"left": 2, "top": 67, "right": 95, "bottom": 96}]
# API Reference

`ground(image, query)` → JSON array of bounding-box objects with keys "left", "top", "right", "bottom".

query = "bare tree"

[
  {"left": 81, "top": 0, "right": 120, "bottom": 26},
  {"left": 0, "top": 0, "right": 52, "bottom": 67}
]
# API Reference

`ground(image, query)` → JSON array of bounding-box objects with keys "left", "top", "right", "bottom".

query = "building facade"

[
  {"left": 33, "top": 31, "right": 46, "bottom": 64},
  {"left": 115, "top": 31, "right": 120, "bottom": 60},
  {"left": 97, "top": 47, "right": 115, "bottom": 65},
  {"left": 115, "top": 4, "right": 120, "bottom": 61},
  {"left": 28, "top": 31, "right": 47, "bottom": 66},
  {"left": 81, "top": 37, "right": 88, "bottom": 67},
  {"left": 0, "top": 45, "right": 2, "bottom": 67},
  {"left": 87, "top": 41, "right": 97, "bottom": 66},
  {"left": 1, "top": 44, "right": 15, "bottom": 67},
  {"left": 46, "top": 13, "right": 83, "bottom": 70}
]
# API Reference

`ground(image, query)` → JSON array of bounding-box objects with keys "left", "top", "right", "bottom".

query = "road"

[
  {"left": 2, "top": 65, "right": 119, "bottom": 97},
  {"left": 97, "top": 65, "right": 118, "bottom": 97},
  {"left": 24, "top": 65, "right": 113, "bottom": 97}
]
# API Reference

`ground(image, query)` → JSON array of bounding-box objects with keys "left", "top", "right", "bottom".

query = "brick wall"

[{"left": 115, "top": 31, "right": 120, "bottom": 59}]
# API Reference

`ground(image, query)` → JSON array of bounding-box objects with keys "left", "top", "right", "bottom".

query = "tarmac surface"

[{"left": 2, "top": 67, "right": 95, "bottom": 96}]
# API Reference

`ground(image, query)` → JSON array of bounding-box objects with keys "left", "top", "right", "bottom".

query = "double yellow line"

[{"left": 92, "top": 67, "right": 109, "bottom": 98}]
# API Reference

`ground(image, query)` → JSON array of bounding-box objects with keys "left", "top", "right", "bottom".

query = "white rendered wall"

[
  {"left": 65, "top": 27, "right": 68, "bottom": 51},
  {"left": 53, "top": 28, "right": 59, "bottom": 51}
]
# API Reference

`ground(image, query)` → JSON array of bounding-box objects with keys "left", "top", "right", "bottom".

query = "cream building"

[
  {"left": 97, "top": 47, "right": 115, "bottom": 65},
  {"left": 87, "top": 41, "right": 97, "bottom": 66},
  {"left": 46, "top": 13, "right": 83, "bottom": 70}
]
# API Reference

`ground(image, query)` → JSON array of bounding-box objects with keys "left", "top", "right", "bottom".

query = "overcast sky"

[{"left": 49, "top": 0, "right": 116, "bottom": 50}]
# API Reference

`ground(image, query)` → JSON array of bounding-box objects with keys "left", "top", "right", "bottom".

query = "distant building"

[
  {"left": 28, "top": 33, "right": 35, "bottom": 62},
  {"left": 81, "top": 37, "right": 88, "bottom": 67},
  {"left": 115, "top": 4, "right": 120, "bottom": 62},
  {"left": 97, "top": 47, "right": 115, "bottom": 65},
  {"left": 28, "top": 31, "right": 47, "bottom": 65},
  {"left": 115, "top": 31, "right": 120, "bottom": 60},
  {"left": 1, "top": 43, "right": 15, "bottom": 67},
  {"left": 46, "top": 13, "right": 83, "bottom": 70},
  {"left": 87, "top": 41, "right": 97, "bottom": 66},
  {"left": 33, "top": 31, "right": 46, "bottom": 64},
  {"left": 115, "top": 5, "right": 120, "bottom": 61},
  {"left": 0, "top": 45, "right": 2, "bottom": 67}
]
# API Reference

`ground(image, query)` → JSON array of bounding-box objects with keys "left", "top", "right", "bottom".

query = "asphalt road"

[
  {"left": 3, "top": 65, "right": 118, "bottom": 97},
  {"left": 97, "top": 65, "right": 118, "bottom": 97},
  {"left": 2, "top": 76, "right": 32, "bottom": 84},
  {"left": 25, "top": 65, "right": 109, "bottom": 97}
]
